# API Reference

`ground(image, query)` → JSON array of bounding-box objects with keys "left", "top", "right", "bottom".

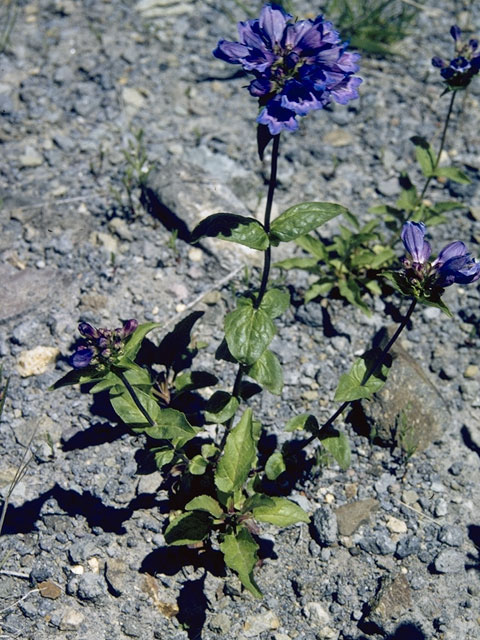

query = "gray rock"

[
  {"left": 0, "top": 264, "right": 72, "bottom": 323},
  {"left": 311, "top": 506, "right": 338, "bottom": 546},
  {"left": 359, "top": 528, "right": 396, "bottom": 555},
  {"left": 434, "top": 549, "right": 465, "bottom": 573},
  {"left": 366, "top": 573, "right": 412, "bottom": 633},
  {"left": 105, "top": 558, "right": 127, "bottom": 596},
  {"left": 335, "top": 498, "right": 379, "bottom": 536},
  {"left": 209, "top": 612, "right": 231, "bottom": 634},
  {"left": 360, "top": 332, "right": 446, "bottom": 452},
  {"left": 395, "top": 535, "right": 421, "bottom": 559},
  {"left": 438, "top": 525, "right": 464, "bottom": 548},
  {"left": 76, "top": 573, "right": 106, "bottom": 603}
]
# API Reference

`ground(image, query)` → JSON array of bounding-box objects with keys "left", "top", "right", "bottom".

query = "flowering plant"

[
  {"left": 213, "top": 3, "right": 361, "bottom": 134},
  {"left": 52, "top": 8, "right": 480, "bottom": 600},
  {"left": 432, "top": 25, "right": 480, "bottom": 90}
]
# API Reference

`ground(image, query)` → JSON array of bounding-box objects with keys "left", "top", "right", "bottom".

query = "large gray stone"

[
  {"left": 335, "top": 498, "right": 379, "bottom": 536},
  {"left": 0, "top": 264, "right": 72, "bottom": 323},
  {"left": 360, "top": 329, "right": 446, "bottom": 452}
]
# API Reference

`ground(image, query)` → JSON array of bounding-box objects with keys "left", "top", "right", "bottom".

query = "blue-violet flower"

[
  {"left": 432, "top": 25, "right": 480, "bottom": 89},
  {"left": 401, "top": 222, "right": 480, "bottom": 291},
  {"left": 213, "top": 3, "right": 362, "bottom": 134},
  {"left": 71, "top": 319, "right": 138, "bottom": 369}
]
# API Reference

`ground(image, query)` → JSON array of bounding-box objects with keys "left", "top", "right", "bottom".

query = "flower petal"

[
  {"left": 259, "top": 3, "right": 290, "bottom": 47},
  {"left": 401, "top": 222, "right": 431, "bottom": 264},
  {"left": 257, "top": 97, "right": 298, "bottom": 135}
]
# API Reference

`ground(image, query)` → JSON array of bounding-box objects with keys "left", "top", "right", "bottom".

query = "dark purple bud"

[
  {"left": 401, "top": 222, "right": 431, "bottom": 265},
  {"left": 450, "top": 25, "right": 461, "bottom": 41},
  {"left": 470, "top": 39, "right": 478, "bottom": 50},
  {"left": 122, "top": 319, "right": 138, "bottom": 337},
  {"left": 100, "top": 349, "right": 111, "bottom": 359},
  {"left": 71, "top": 346, "right": 95, "bottom": 369},
  {"left": 78, "top": 322, "right": 99, "bottom": 340},
  {"left": 98, "top": 337, "right": 108, "bottom": 349},
  {"left": 431, "top": 56, "right": 445, "bottom": 68}
]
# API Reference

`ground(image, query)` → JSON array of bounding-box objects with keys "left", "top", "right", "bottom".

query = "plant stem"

[
  {"left": 255, "top": 134, "right": 280, "bottom": 309},
  {"left": 116, "top": 369, "right": 156, "bottom": 427},
  {"left": 223, "top": 134, "right": 281, "bottom": 442},
  {"left": 417, "top": 90, "right": 457, "bottom": 207},
  {"left": 301, "top": 298, "right": 417, "bottom": 449}
]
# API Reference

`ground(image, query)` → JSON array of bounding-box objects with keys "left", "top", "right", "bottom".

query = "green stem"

[
  {"left": 301, "top": 298, "right": 417, "bottom": 449},
  {"left": 414, "top": 90, "right": 457, "bottom": 213}
]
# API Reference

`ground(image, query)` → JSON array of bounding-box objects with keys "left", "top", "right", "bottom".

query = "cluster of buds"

[
  {"left": 71, "top": 319, "right": 138, "bottom": 369},
  {"left": 401, "top": 222, "right": 480, "bottom": 296},
  {"left": 432, "top": 26, "right": 480, "bottom": 89}
]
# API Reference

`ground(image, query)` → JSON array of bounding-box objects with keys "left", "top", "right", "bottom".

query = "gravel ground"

[{"left": 1, "top": 1, "right": 480, "bottom": 639}]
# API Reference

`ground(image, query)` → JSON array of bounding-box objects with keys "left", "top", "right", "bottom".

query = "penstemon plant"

[
  {"left": 283, "top": 24, "right": 480, "bottom": 314},
  {"left": 52, "top": 5, "right": 480, "bottom": 598}
]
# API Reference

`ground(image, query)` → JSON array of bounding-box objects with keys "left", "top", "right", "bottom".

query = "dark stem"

[
  {"left": 223, "top": 134, "right": 281, "bottom": 443},
  {"left": 255, "top": 134, "right": 280, "bottom": 309},
  {"left": 116, "top": 368, "right": 156, "bottom": 427},
  {"left": 418, "top": 90, "right": 457, "bottom": 205},
  {"left": 301, "top": 298, "right": 417, "bottom": 449}
]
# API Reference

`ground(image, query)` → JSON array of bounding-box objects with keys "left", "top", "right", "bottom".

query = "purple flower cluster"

[
  {"left": 213, "top": 3, "right": 362, "bottom": 134},
  {"left": 401, "top": 222, "right": 480, "bottom": 289},
  {"left": 432, "top": 26, "right": 480, "bottom": 89},
  {"left": 71, "top": 319, "right": 138, "bottom": 369}
]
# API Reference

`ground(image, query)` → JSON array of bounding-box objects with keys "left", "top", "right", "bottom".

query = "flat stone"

[
  {"left": 360, "top": 330, "right": 446, "bottom": 452},
  {"left": 386, "top": 516, "right": 407, "bottom": 534},
  {"left": 0, "top": 265, "right": 71, "bottom": 323},
  {"left": 20, "top": 146, "right": 43, "bottom": 167},
  {"left": 243, "top": 610, "right": 280, "bottom": 637},
  {"left": 323, "top": 128, "right": 354, "bottom": 147},
  {"left": 105, "top": 558, "right": 127, "bottom": 596},
  {"left": 464, "top": 364, "right": 478, "bottom": 378},
  {"left": 59, "top": 607, "right": 85, "bottom": 631},
  {"left": 38, "top": 580, "right": 62, "bottom": 599},
  {"left": 335, "top": 498, "right": 379, "bottom": 536},
  {"left": 367, "top": 574, "right": 412, "bottom": 631},
  {"left": 17, "top": 346, "right": 60, "bottom": 377},
  {"left": 434, "top": 549, "right": 464, "bottom": 573}
]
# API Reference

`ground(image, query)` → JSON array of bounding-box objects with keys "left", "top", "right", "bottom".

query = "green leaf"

[
  {"left": 190, "top": 213, "right": 269, "bottom": 250},
  {"left": 252, "top": 496, "right": 310, "bottom": 526},
  {"left": 215, "top": 408, "right": 256, "bottom": 494},
  {"left": 396, "top": 174, "right": 418, "bottom": 212},
  {"left": 144, "top": 408, "right": 200, "bottom": 447},
  {"left": 89, "top": 370, "right": 122, "bottom": 394},
  {"left": 411, "top": 136, "right": 436, "bottom": 177},
  {"left": 220, "top": 527, "right": 262, "bottom": 598},
  {"left": 49, "top": 366, "right": 104, "bottom": 390},
  {"left": 246, "top": 349, "right": 283, "bottom": 395},
  {"left": 188, "top": 455, "right": 209, "bottom": 475},
  {"left": 109, "top": 384, "right": 162, "bottom": 429},
  {"left": 224, "top": 300, "right": 275, "bottom": 366},
  {"left": 304, "top": 281, "right": 333, "bottom": 302},
  {"left": 264, "top": 451, "right": 286, "bottom": 480},
  {"left": 201, "top": 443, "right": 218, "bottom": 460},
  {"left": 205, "top": 391, "right": 239, "bottom": 424},
  {"left": 164, "top": 511, "right": 212, "bottom": 545},
  {"left": 123, "top": 322, "right": 161, "bottom": 360},
  {"left": 270, "top": 202, "right": 346, "bottom": 243},
  {"left": 431, "top": 201, "right": 465, "bottom": 213},
  {"left": 185, "top": 495, "right": 224, "bottom": 519},
  {"left": 259, "top": 288, "right": 290, "bottom": 319},
  {"left": 174, "top": 370, "right": 218, "bottom": 393},
  {"left": 285, "top": 413, "right": 319, "bottom": 433},
  {"left": 295, "top": 234, "right": 328, "bottom": 259},
  {"left": 153, "top": 447, "right": 175, "bottom": 470},
  {"left": 274, "top": 256, "right": 319, "bottom": 270},
  {"left": 334, "top": 351, "right": 391, "bottom": 402},
  {"left": 320, "top": 429, "right": 351, "bottom": 470},
  {"left": 434, "top": 166, "right": 471, "bottom": 184}
]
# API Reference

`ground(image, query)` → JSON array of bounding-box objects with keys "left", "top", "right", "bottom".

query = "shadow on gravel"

[
  {"left": 1, "top": 484, "right": 164, "bottom": 535},
  {"left": 352, "top": 621, "right": 427, "bottom": 639},
  {"left": 466, "top": 524, "right": 480, "bottom": 571},
  {"left": 140, "top": 184, "right": 191, "bottom": 242},
  {"left": 460, "top": 425, "right": 480, "bottom": 458},
  {"left": 62, "top": 419, "right": 129, "bottom": 451}
]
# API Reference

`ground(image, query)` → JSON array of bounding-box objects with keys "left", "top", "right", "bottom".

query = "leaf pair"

[{"left": 190, "top": 202, "right": 347, "bottom": 251}]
